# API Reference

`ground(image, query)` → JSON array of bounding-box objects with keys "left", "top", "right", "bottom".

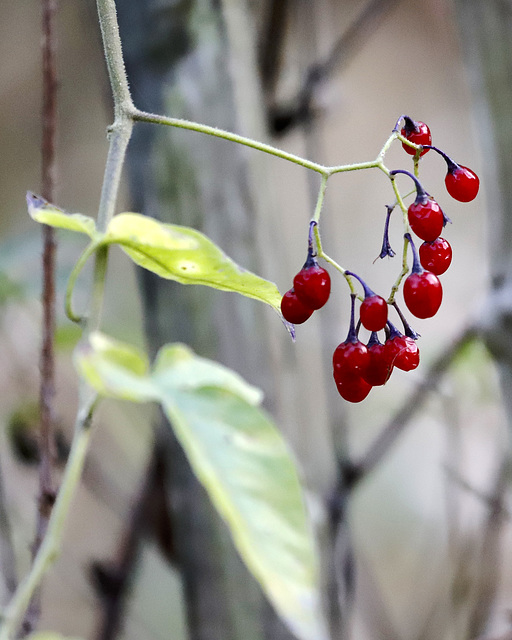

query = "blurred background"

[{"left": 0, "top": 1, "right": 510, "bottom": 639}]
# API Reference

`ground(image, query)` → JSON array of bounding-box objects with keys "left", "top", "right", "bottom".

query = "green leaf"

[
  {"left": 74, "top": 333, "right": 157, "bottom": 402},
  {"left": 75, "top": 333, "right": 327, "bottom": 640},
  {"left": 104, "top": 213, "right": 282, "bottom": 312},
  {"left": 27, "top": 192, "right": 97, "bottom": 238},
  {"left": 160, "top": 389, "right": 326, "bottom": 640},
  {"left": 153, "top": 343, "right": 263, "bottom": 405}
]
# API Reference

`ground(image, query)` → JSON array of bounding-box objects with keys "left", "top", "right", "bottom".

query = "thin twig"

[
  {"left": 25, "top": 0, "right": 59, "bottom": 632},
  {"left": 346, "top": 325, "right": 479, "bottom": 486},
  {"left": 93, "top": 444, "right": 174, "bottom": 640}
]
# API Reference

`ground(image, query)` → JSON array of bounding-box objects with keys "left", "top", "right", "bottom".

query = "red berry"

[
  {"left": 445, "top": 165, "right": 479, "bottom": 202},
  {"left": 333, "top": 372, "right": 372, "bottom": 403},
  {"left": 401, "top": 120, "right": 432, "bottom": 156},
  {"left": 333, "top": 340, "right": 368, "bottom": 381},
  {"left": 360, "top": 295, "right": 388, "bottom": 331},
  {"left": 385, "top": 335, "right": 420, "bottom": 371},
  {"left": 281, "top": 289, "right": 314, "bottom": 324},
  {"left": 407, "top": 198, "right": 444, "bottom": 241},
  {"left": 419, "top": 237, "right": 452, "bottom": 275},
  {"left": 362, "top": 335, "right": 393, "bottom": 386},
  {"left": 403, "top": 271, "right": 443, "bottom": 319},
  {"left": 294, "top": 264, "right": 331, "bottom": 310}
]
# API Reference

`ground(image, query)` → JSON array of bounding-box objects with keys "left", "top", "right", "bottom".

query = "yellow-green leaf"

[
  {"left": 152, "top": 343, "right": 263, "bottom": 405},
  {"left": 104, "top": 213, "right": 282, "bottom": 311},
  {"left": 75, "top": 333, "right": 327, "bottom": 640},
  {"left": 27, "top": 192, "right": 97, "bottom": 238},
  {"left": 74, "top": 333, "right": 156, "bottom": 402}
]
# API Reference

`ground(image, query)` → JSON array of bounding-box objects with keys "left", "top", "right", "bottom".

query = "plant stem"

[
  {"left": 387, "top": 235, "right": 410, "bottom": 304},
  {"left": 131, "top": 108, "right": 329, "bottom": 174},
  {"left": 0, "top": 388, "right": 96, "bottom": 640},
  {"left": 311, "top": 174, "right": 329, "bottom": 224},
  {"left": 95, "top": 0, "right": 132, "bottom": 117}
]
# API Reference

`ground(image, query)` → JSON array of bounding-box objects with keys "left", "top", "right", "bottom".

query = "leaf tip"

[{"left": 26, "top": 191, "right": 47, "bottom": 212}]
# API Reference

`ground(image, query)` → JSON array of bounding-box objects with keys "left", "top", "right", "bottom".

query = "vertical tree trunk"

[{"left": 116, "top": 1, "right": 307, "bottom": 639}]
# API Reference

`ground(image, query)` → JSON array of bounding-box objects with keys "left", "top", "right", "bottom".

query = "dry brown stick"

[
  {"left": 37, "top": 0, "right": 58, "bottom": 542},
  {"left": 22, "top": 0, "right": 59, "bottom": 634}
]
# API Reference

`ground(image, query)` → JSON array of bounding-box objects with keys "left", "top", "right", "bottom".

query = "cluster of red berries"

[
  {"left": 280, "top": 116, "right": 479, "bottom": 402},
  {"left": 280, "top": 252, "right": 331, "bottom": 324}
]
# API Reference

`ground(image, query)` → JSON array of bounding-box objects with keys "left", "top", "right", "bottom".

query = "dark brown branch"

[
  {"left": 465, "top": 456, "right": 509, "bottom": 637},
  {"left": 92, "top": 443, "right": 175, "bottom": 640},
  {"left": 37, "top": 0, "right": 58, "bottom": 539},
  {"left": 268, "top": 0, "right": 400, "bottom": 135},
  {"left": 346, "top": 325, "right": 479, "bottom": 487},
  {"left": 258, "top": 0, "right": 289, "bottom": 97},
  {"left": 23, "top": 0, "right": 59, "bottom": 633}
]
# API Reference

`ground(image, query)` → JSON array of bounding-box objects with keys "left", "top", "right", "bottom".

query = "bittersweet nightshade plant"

[{"left": 0, "top": 0, "right": 481, "bottom": 638}]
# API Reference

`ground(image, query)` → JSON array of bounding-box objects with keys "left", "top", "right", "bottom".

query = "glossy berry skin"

[
  {"left": 333, "top": 372, "right": 372, "bottom": 403},
  {"left": 385, "top": 335, "right": 420, "bottom": 371},
  {"left": 419, "top": 237, "right": 452, "bottom": 275},
  {"left": 445, "top": 165, "right": 479, "bottom": 202},
  {"left": 408, "top": 198, "right": 444, "bottom": 241},
  {"left": 401, "top": 121, "right": 432, "bottom": 156},
  {"left": 281, "top": 289, "right": 314, "bottom": 324},
  {"left": 362, "top": 338, "right": 393, "bottom": 386},
  {"left": 360, "top": 295, "right": 388, "bottom": 331},
  {"left": 293, "top": 264, "right": 331, "bottom": 310},
  {"left": 333, "top": 340, "right": 368, "bottom": 381},
  {"left": 403, "top": 271, "right": 443, "bottom": 319}
]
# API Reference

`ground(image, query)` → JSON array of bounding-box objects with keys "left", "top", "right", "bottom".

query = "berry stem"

[
  {"left": 392, "top": 302, "right": 421, "bottom": 340},
  {"left": 421, "top": 144, "right": 459, "bottom": 172},
  {"left": 345, "top": 293, "right": 359, "bottom": 342},
  {"left": 389, "top": 169, "right": 428, "bottom": 204},
  {"left": 392, "top": 114, "right": 415, "bottom": 133},
  {"left": 404, "top": 232, "right": 423, "bottom": 274},
  {"left": 311, "top": 174, "right": 329, "bottom": 223},
  {"left": 345, "top": 271, "right": 376, "bottom": 299},
  {"left": 307, "top": 221, "right": 317, "bottom": 258},
  {"left": 387, "top": 235, "right": 410, "bottom": 304}
]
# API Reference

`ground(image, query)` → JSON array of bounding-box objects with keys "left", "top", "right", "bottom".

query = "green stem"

[
  {"left": 65, "top": 242, "right": 101, "bottom": 324},
  {"left": 131, "top": 108, "right": 329, "bottom": 175},
  {"left": 0, "top": 387, "right": 96, "bottom": 640},
  {"left": 311, "top": 174, "right": 329, "bottom": 224},
  {"left": 97, "top": 123, "right": 133, "bottom": 233},
  {"left": 95, "top": 0, "right": 133, "bottom": 117},
  {"left": 387, "top": 235, "right": 410, "bottom": 304},
  {"left": 0, "top": 1, "right": 134, "bottom": 635}
]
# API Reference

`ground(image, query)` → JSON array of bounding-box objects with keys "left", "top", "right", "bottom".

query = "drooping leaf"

[
  {"left": 75, "top": 332, "right": 328, "bottom": 640},
  {"left": 27, "top": 192, "right": 97, "bottom": 238},
  {"left": 28, "top": 201, "right": 284, "bottom": 316},
  {"left": 104, "top": 213, "right": 283, "bottom": 312}
]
